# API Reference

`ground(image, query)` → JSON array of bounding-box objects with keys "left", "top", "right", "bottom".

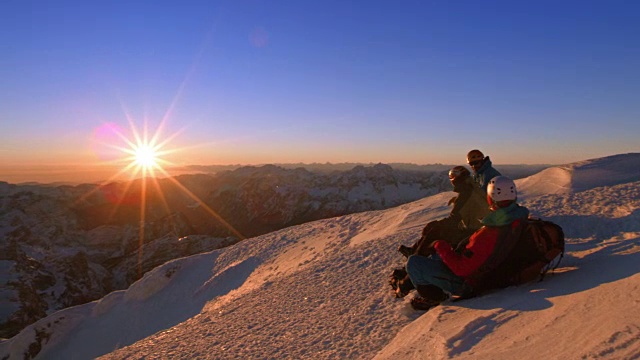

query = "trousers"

[{"left": 405, "top": 254, "right": 467, "bottom": 296}]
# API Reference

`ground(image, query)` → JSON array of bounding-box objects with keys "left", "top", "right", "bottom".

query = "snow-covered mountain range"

[
  {"left": 1, "top": 153, "right": 638, "bottom": 359},
  {"left": 0, "top": 164, "right": 452, "bottom": 340}
]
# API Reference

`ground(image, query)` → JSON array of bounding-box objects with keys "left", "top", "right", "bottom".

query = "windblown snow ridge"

[{"left": 517, "top": 152, "right": 640, "bottom": 198}]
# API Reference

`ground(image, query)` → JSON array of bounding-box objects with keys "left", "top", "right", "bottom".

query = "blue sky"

[{"left": 1, "top": 0, "right": 639, "bottom": 181}]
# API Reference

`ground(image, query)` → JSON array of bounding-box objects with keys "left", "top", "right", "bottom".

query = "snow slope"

[
  {"left": 1, "top": 154, "right": 639, "bottom": 360},
  {"left": 517, "top": 153, "right": 640, "bottom": 198}
]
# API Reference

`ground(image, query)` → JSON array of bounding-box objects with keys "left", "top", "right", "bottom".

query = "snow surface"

[{"left": 1, "top": 153, "right": 639, "bottom": 359}]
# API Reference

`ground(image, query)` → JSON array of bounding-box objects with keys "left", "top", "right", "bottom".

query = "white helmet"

[{"left": 487, "top": 176, "right": 517, "bottom": 204}]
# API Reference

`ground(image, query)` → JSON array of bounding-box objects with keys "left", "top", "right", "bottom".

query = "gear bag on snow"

[{"left": 461, "top": 217, "right": 565, "bottom": 297}]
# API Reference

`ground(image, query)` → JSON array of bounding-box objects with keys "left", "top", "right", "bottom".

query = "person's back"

[
  {"left": 467, "top": 149, "right": 501, "bottom": 192},
  {"left": 454, "top": 177, "right": 490, "bottom": 232},
  {"left": 441, "top": 166, "right": 489, "bottom": 233}
]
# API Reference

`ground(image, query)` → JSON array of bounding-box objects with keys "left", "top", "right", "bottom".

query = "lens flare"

[
  {"left": 85, "top": 118, "right": 246, "bottom": 280},
  {"left": 92, "top": 119, "right": 175, "bottom": 179}
]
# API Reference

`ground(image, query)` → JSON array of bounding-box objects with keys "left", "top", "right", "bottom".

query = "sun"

[
  {"left": 123, "top": 136, "right": 166, "bottom": 177},
  {"left": 134, "top": 144, "right": 159, "bottom": 169},
  {"left": 95, "top": 120, "right": 176, "bottom": 179}
]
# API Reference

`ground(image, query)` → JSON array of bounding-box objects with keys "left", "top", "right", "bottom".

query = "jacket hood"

[{"left": 481, "top": 202, "right": 529, "bottom": 227}]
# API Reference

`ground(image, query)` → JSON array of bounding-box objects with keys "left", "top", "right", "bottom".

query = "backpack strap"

[{"left": 535, "top": 220, "right": 565, "bottom": 279}]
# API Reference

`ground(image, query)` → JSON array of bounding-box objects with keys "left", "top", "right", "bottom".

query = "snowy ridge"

[
  {"left": 1, "top": 154, "right": 640, "bottom": 359},
  {"left": 517, "top": 152, "right": 640, "bottom": 198}
]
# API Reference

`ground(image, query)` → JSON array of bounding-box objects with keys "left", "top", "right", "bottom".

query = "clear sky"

[{"left": 1, "top": 0, "right": 639, "bottom": 182}]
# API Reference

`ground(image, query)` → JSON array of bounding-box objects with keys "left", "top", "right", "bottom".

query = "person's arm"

[
  {"left": 448, "top": 186, "right": 471, "bottom": 222},
  {"left": 433, "top": 227, "right": 497, "bottom": 277}
]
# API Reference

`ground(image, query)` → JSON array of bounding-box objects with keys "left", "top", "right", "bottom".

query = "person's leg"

[
  {"left": 398, "top": 220, "right": 435, "bottom": 258},
  {"left": 415, "top": 221, "right": 445, "bottom": 256},
  {"left": 405, "top": 254, "right": 466, "bottom": 296},
  {"left": 399, "top": 219, "right": 442, "bottom": 258}
]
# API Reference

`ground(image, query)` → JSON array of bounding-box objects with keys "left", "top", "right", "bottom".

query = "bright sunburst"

[
  {"left": 104, "top": 120, "right": 176, "bottom": 178},
  {"left": 89, "top": 118, "right": 245, "bottom": 280},
  {"left": 133, "top": 144, "right": 160, "bottom": 170}
]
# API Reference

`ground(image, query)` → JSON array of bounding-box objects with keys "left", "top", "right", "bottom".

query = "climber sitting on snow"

[
  {"left": 398, "top": 165, "right": 490, "bottom": 257},
  {"left": 391, "top": 176, "right": 530, "bottom": 310},
  {"left": 466, "top": 149, "right": 501, "bottom": 193}
]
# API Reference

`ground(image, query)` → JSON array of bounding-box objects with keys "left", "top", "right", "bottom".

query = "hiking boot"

[
  {"left": 389, "top": 276, "right": 399, "bottom": 291},
  {"left": 409, "top": 284, "right": 449, "bottom": 310},
  {"left": 388, "top": 268, "right": 407, "bottom": 290},
  {"left": 413, "top": 284, "right": 449, "bottom": 304},
  {"left": 394, "top": 275, "right": 415, "bottom": 298},
  {"left": 392, "top": 268, "right": 407, "bottom": 281},
  {"left": 410, "top": 296, "right": 441, "bottom": 311},
  {"left": 397, "top": 245, "right": 415, "bottom": 258}
]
